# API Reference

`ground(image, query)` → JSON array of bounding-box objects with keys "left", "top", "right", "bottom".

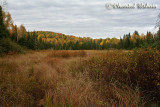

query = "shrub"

[
  {"left": 0, "top": 38, "right": 24, "bottom": 54},
  {"left": 129, "top": 48, "right": 160, "bottom": 102},
  {"left": 71, "top": 48, "right": 160, "bottom": 105}
]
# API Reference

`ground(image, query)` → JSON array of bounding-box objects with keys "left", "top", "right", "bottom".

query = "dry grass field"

[{"left": 0, "top": 49, "right": 160, "bottom": 107}]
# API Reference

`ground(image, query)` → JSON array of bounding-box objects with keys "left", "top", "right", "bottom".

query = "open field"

[{"left": 0, "top": 49, "right": 160, "bottom": 107}]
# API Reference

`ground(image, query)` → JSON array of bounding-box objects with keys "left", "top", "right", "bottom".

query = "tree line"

[
  {"left": 17, "top": 30, "right": 160, "bottom": 50},
  {"left": 0, "top": 5, "right": 160, "bottom": 52}
]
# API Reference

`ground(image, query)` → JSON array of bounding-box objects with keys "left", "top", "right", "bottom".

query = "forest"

[{"left": 0, "top": 5, "right": 160, "bottom": 54}]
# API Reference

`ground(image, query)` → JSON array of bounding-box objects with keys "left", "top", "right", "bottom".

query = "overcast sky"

[{"left": 3, "top": 0, "right": 160, "bottom": 38}]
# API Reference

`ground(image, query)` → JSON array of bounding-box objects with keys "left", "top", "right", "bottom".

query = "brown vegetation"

[
  {"left": 0, "top": 49, "right": 159, "bottom": 106},
  {"left": 48, "top": 50, "right": 86, "bottom": 58}
]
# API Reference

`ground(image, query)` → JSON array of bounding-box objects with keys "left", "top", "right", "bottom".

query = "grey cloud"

[{"left": 6, "top": 0, "right": 160, "bottom": 38}]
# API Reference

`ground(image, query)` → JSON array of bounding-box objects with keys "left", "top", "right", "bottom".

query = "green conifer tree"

[{"left": 0, "top": 6, "right": 9, "bottom": 38}]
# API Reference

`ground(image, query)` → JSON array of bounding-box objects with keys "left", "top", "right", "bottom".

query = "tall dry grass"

[
  {"left": 0, "top": 52, "right": 52, "bottom": 106},
  {"left": 44, "top": 74, "right": 100, "bottom": 107},
  {"left": 0, "top": 50, "right": 99, "bottom": 107},
  {"left": 0, "top": 49, "right": 159, "bottom": 106},
  {"left": 48, "top": 50, "right": 86, "bottom": 58}
]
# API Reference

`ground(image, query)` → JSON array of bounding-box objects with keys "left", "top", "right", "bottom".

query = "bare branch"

[
  {"left": 0, "top": 0, "right": 8, "bottom": 10},
  {"left": 155, "top": 13, "right": 160, "bottom": 29}
]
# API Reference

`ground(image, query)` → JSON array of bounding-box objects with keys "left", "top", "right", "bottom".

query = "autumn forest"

[{"left": 1, "top": 5, "right": 160, "bottom": 52}]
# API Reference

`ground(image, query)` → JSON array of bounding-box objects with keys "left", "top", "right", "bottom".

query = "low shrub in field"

[
  {"left": 71, "top": 48, "right": 160, "bottom": 105},
  {"left": 129, "top": 48, "right": 160, "bottom": 102},
  {"left": 49, "top": 50, "right": 86, "bottom": 58},
  {"left": 0, "top": 38, "right": 24, "bottom": 54}
]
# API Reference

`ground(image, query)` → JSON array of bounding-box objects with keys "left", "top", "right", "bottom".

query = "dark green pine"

[{"left": 0, "top": 6, "right": 9, "bottom": 39}]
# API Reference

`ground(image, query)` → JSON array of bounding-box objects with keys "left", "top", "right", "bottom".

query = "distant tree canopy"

[
  {"left": 16, "top": 30, "right": 160, "bottom": 50},
  {"left": 1, "top": 5, "right": 160, "bottom": 51}
]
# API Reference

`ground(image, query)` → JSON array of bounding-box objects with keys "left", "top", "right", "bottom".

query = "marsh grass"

[
  {"left": 0, "top": 49, "right": 159, "bottom": 106},
  {"left": 48, "top": 50, "right": 86, "bottom": 58},
  {"left": 0, "top": 50, "right": 97, "bottom": 106}
]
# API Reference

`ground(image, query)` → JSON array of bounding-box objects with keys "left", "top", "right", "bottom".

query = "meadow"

[{"left": 0, "top": 49, "right": 160, "bottom": 107}]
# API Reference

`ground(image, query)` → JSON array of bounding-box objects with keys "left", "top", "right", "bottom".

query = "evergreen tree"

[
  {"left": 134, "top": 30, "right": 140, "bottom": 36},
  {"left": 0, "top": 6, "right": 9, "bottom": 38}
]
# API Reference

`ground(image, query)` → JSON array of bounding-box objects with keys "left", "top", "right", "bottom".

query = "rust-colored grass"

[
  {"left": 0, "top": 49, "right": 159, "bottom": 106},
  {"left": 48, "top": 50, "right": 87, "bottom": 58}
]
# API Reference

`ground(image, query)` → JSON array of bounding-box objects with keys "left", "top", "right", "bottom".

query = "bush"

[
  {"left": 0, "top": 38, "right": 24, "bottom": 54},
  {"left": 129, "top": 48, "right": 160, "bottom": 102},
  {"left": 71, "top": 48, "right": 160, "bottom": 105}
]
